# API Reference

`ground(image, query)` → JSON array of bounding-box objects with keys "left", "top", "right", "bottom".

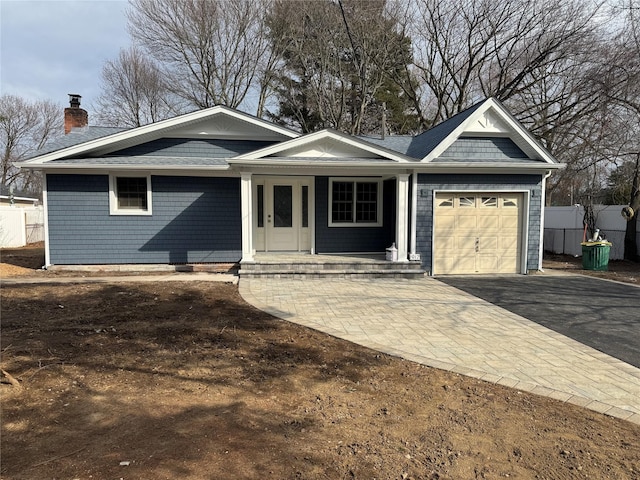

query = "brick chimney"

[{"left": 64, "top": 94, "right": 88, "bottom": 134}]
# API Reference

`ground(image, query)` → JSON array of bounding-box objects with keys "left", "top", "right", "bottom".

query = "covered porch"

[{"left": 239, "top": 172, "right": 416, "bottom": 267}]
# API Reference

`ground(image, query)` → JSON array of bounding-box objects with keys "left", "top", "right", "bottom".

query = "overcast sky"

[{"left": 1, "top": 0, "right": 129, "bottom": 113}]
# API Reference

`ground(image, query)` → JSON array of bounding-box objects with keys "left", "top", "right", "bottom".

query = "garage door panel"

[
  {"left": 500, "top": 236, "right": 519, "bottom": 250},
  {"left": 479, "top": 236, "right": 498, "bottom": 250},
  {"left": 478, "top": 255, "right": 499, "bottom": 271},
  {"left": 434, "top": 192, "right": 523, "bottom": 275},
  {"left": 454, "top": 256, "right": 477, "bottom": 273},
  {"left": 457, "top": 215, "right": 477, "bottom": 229},
  {"left": 435, "top": 238, "right": 457, "bottom": 253},
  {"left": 501, "top": 216, "right": 519, "bottom": 229},
  {"left": 437, "top": 215, "right": 457, "bottom": 230},
  {"left": 477, "top": 215, "right": 500, "bottom": 229}
]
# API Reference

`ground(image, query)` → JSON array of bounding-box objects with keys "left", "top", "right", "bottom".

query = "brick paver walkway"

[{"left": 240, "top": 276, "right": 640, "bottom": 425}]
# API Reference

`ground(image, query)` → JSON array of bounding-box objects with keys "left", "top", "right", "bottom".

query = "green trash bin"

[{"left": 581, "top": 241, "right": 612, "bottom": 271}]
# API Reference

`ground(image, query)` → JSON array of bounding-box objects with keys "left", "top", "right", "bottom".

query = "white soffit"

[{"left": 165, "top": 114, "right": 296, "bottom": 140}]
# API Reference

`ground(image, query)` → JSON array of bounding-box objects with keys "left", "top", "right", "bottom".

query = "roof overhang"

[
  {"left": 21, "top": 106, "right": 300, "bottom": 166},
  {"left": 412, "top": 162, "right": 564, "bottom": 175},
  {"left": 233, "top": 129, "right": 414, "bottom": 163},
  {"left": 21, "top": 162, "right": 230, "bottom": 172}
]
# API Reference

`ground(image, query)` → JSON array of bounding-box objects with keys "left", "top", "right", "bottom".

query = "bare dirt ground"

[
  {"left": 543, "top": 253, "right": 640, "bottom": 285},
  {"left": 1, "top": 246, "right": 639, "bottom": 479}
]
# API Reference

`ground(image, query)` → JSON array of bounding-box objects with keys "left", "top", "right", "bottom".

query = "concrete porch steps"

[{"left": 239, "top": 255, "right": 425, "bottom": 279}]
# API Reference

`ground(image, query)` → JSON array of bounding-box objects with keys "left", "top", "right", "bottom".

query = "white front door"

[{"left": 254, "top": 178, "right": 312, "bottom": 252}]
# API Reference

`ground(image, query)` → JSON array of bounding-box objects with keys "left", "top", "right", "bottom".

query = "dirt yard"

[{"left": 1, "top": 246, "right": 639, "bottom": 479}]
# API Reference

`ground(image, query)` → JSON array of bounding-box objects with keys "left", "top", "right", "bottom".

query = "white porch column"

[
  {"left": 396, "top": 173, "right": 410, "bottom": 262},
  {"left": 410, "top": 171, "right": 417, "bottom": 256},
  {"left": 240, "top": 172, "right": 254, "bottom": 262}
]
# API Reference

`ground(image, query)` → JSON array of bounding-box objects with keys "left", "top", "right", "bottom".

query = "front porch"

[
  {"left": 240, "top": 173, "right": 414, "bottom": 264},
  {"left": 239, "top": 253, "right": 424, "bottom": 279}
]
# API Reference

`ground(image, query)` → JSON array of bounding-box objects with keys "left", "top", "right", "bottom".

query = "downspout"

[
  {"left": 42, "top": 173, "right": 51, "bottom": 268},
  {"left": 538, "top": 170, "right": 553, "bottom": 272}
]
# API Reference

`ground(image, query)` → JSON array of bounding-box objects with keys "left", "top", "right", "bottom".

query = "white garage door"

[{"left": 434, "top": 193, "right": 524, "bottom": 274}]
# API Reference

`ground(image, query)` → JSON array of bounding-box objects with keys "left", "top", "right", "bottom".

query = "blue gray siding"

[
  {"left": 415, "top": 174, "right": 543, "bottom": 272},
  {"left": 314, "top": 177, "right": 396, "bottom": 253},
  {"left": 47, "top": 174, "right": 241, "bottom": 264},
  {"left": 435, "top": 137, "right": 535, "bottom": 163}
]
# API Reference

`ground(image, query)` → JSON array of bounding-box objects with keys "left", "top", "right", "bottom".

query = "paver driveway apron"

[{"left": 240, "top": 277, "right": 640, "bottom": 424}]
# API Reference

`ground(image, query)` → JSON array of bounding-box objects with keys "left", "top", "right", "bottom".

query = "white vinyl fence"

[
  {"left": 0, "top": 206, "right": 44, "bottom": 247},
  {"left": 544, "top": 205, "right": 640, "bottom": 260}
]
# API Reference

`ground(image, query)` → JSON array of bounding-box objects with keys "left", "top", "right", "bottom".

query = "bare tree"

[
  {"left": 0, "top": 95, "right": 60, "bottom": 195},
  {"left": 405, "top": 0, "right": 602, "bottom": 129},
  {"left": 95, "top": 46, "right": 182, "bottom": 127},
  {"left": 127, "top": 0, "right": 274, "bottom": 113},
  {"left": 590, "top": 0, "right": 640, "bottom": 259},
  {"left": 267, "top": 0, "right": 418, "bottom": 135}
]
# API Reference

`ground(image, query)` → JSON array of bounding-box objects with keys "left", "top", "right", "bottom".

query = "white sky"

[{"left": 1, "top": 0, "right": 129, "bottom": 112}]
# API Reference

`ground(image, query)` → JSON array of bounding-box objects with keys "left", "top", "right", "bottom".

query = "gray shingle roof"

[
  {"left": 26, "top": 126, "right": 129, "bottom": 159},
  {"left": 360, "top": 102, "right": 484, "bottom": 159}
]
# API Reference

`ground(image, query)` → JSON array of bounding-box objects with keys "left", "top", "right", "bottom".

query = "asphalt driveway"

[{"left": 438, "top": 274, "right": 640, "bottom": 369}]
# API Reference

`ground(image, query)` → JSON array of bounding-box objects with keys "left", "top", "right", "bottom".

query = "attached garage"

[{"left": 433, "top": 192, "right": 525, "bottom": 274}]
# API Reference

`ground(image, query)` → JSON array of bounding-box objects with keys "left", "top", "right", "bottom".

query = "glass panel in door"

[{"left": 273, "top": 185, "right": 292, "bottom": 227}]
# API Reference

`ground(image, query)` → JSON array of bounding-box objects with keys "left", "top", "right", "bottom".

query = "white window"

[
  {"left": 109, "top": 174, "right": 152, "bottom": 215},
  {"left": 329, "top": 178, "right": 382, "bottom": 227},
  {"left": 459, "top": 196, "right": 475, "bottom": 207},
  {"left": 481, "top": 196, "right": 498, "bottom": 207},
  {"left": 437, "top": 197, "right": 454, "bottom": 207}
]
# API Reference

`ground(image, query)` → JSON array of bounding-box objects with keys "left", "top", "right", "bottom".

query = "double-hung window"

[
  {"left": 109, "top": 174, "right": 152, "bottom": 215},
  {"left": 329, "top": 178, "right": 382, "bottom": 226}
]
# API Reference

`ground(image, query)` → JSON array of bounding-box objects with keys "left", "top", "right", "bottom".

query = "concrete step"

[
  {"left": 239, "top": 262, "right": 425, "bottom": 279},
  {"left": 241, "top": 261, "right": 422, "bottom": 271}
]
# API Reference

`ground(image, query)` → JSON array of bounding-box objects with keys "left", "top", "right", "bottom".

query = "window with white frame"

[
  {"left": 109, "top": 174, "right": 152, "bottom": 215},
  {"left": 329, "top": 178, "right": 382, "bottom": 226}
]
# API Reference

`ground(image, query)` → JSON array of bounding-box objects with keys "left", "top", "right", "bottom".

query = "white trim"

[
  {"left": 25, "top": 160, "right": 562, "bottom": 175},
  {"left": 227, "top": 159, "right": 562, "bottom": 173},
  {"left": 410, "top": 171, "right": 417, "bottom": 256},
  {"left": 396, "top": 174, "right": 410, "bottom": 262},
  {"left": 430, "top": 188, "right": 530, "bottom": 275},
  {"left": 523, "top": 190, "right": 531, "bottom": 274},
  {"left": 232, "top": 129, "right": 412, "bottom": 163},
  {"left": 309, "top": 179, "right": 316, "bottom": 254},
  {"left": 241, "top": 173, "right": 254, "bottom": 262},
  {"left": 23, "top": 105, "right": 299, "bottom": 165},
  {"left": 32, "top": 167, "right": 239, "bottom": 178},
  {"left": 42, "top": 179, "right": 51, "bottom": 267},
  {"left": 24, "top": 163, "right": 230, "bottom": 171},
  {"left": 108, "top": 173, "right": 153, "bottom": 216},
  {"left": 328, "top": 177, "right": 383, "bottom": 227},
  {"left": 539, "top": 170, "right": 552, "bottom": 271},
  {"left": 0, "top": 195, "right": 39, "bottom": 203}
]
